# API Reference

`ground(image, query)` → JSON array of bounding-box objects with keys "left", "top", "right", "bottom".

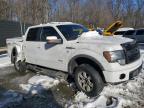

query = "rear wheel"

[
  {"left": 12, "top": 51, "right": 27, "bottom": 73},
  {"left": 74, "top": 64, "right": 104, "bottom": 97}
]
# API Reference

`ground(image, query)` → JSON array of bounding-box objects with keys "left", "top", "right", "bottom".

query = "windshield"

[{"left": 57, "top": 24, "right": 89, "bottom": 40}]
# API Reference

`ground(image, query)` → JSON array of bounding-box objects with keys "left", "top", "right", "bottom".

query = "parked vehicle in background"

[
  {"left": 123, "top": 29, "right": 144, "bottom": 51},
  {"left": 114, "top": 27, "right": 134, "bottom": 37},
  {"left": 6, "top": 22, "right": 142, "bottom": 97}
]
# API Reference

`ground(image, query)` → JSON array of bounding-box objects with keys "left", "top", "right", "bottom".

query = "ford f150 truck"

[{"left": 6, "top": 22, "right": 142, "bottom": 97}]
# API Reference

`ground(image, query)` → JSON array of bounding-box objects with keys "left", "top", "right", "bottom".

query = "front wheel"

[{"left": 74, "top": 64, "right": 104, "bottom": 97}]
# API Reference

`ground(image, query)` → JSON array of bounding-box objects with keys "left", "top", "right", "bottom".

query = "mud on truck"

[{"left": 6, "top": 22, "right": 142, "bottom": 97}]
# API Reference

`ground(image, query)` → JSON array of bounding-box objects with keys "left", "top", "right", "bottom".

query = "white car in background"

[{"left": 114, "top": 27, "right": 134, "bottom": 37}]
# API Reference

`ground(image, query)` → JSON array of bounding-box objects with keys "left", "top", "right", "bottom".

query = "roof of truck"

[{"left": 29, "top": 22, "right": 78, "bottom": 28}]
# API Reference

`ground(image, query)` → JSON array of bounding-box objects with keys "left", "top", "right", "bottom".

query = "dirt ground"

[{"left": 0, "top": 64, "right": 76, "bottom": 108}]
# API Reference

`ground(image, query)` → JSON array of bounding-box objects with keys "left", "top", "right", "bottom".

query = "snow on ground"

[
  {"left": 0, "top": 54, "right": 61, "bottom": 107},
  {"left": 20, "top": 75, "right": 60, "bottom": 95},
  {"left": 66, "top": 92, "right": 112, "bottom": 108},
  {"left": 67, "top": 54, "right": 144, "bottom": 108},
  {"left": 67, "top": 71, "right": 144, "bottom": 108},
  {"left": 1, "top": 53, "right": 144, "bottom": 108},
  {"left": 140, "top": 49, "right": 144, "bottom": 61},
  {"left": 0, "top": 54, "right": 11, "bottom": 68},
  {"left": 0, "top": 54, "right": 23, "bottom": 108}
]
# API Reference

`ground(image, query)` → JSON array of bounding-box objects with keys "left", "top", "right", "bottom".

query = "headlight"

[{"left": 103, "top": 50, "right": 126, "bottom": 65}]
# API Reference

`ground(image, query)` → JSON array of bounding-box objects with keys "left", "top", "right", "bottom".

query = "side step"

[{"left": 27, "top": 64, "right": 68, "bottom": 80}]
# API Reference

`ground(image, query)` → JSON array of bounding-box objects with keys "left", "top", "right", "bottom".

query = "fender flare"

[
  {"left": 68, "top": 54, "right": 104, "bottom": 74},
  {"left": 11, "top": 45, "right": 22, "bottom": 63}
]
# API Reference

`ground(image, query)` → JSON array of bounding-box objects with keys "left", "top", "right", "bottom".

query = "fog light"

[{"left": 120, "top": 74, "right": 126, "bottom": 79}]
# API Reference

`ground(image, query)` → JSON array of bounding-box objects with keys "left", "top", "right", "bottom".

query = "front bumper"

[
  {"left": 103, "top": 59, "right": 142, "bottom": 83},
  {"left": 129, "top": 65, "right": 142, "bottom": 80}
]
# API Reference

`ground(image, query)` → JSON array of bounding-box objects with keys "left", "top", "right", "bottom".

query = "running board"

[{"left": 27, "top": 64, "right": 68, "bottom": 80}]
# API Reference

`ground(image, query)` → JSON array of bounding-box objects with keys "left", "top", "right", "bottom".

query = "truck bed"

[
  {"left": 6, "top": 37, "right": 23, "bottom": 58},
  {"left": 6, "top": 37, "right": 23, "bottom": 43}
]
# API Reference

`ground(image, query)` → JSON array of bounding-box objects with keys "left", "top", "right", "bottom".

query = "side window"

[
  {"left": 41, "top": 27, "right": 60, "bottom": 42},
  {"left": 124, "top": 30, "right": 135, "bottom": 35},
  {"left": 26, "top": 28, "right": 41, "bottom": 41},
  {"left": 135, "top": 30, "right": 144, "bottom": 43},
  {"left": 136, "top": 30, "right": 144, "bottom": 35}
]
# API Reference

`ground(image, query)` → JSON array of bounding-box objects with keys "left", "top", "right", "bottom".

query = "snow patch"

[
  {"left": 81, "top": 31, "right": 101, "bottom": 38},
  {"left": 20, "top": 75, "right": 60, "bottom": 95},
  {"left": 74, "top": 92, "right": 89, "bottom": 102},
  {"left": 67, "top": 70, "right": 144, "bottom": 108},
  {"left": 101, "top": 71, "right": 144, "bottom": 108},
  {"left": 67, "top": 92, "right": 118, "bottom": 108},
  {"left": 83, "top": 96, "right": 109, "bottom": 108},
  {"left": 0, "top": 63, "right": 12, "bottom": 68},
  {"left": 0, "top": 54, "right": 11, "bottom": 68}
]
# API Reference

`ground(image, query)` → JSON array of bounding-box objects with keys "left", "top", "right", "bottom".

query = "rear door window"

[{"left": 26, "top": 28, "right": 42, "bottom": 41}]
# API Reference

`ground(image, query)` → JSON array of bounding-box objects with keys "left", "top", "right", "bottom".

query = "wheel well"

[
  {"left": 11, "top": 47, "right": 17, "bottom": 63},
  {"left": 69, "top": 57, "right": 106, "bottom": 83}
]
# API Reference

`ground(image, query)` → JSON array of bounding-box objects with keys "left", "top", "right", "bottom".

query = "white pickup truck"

[{"left": 7, "top": 22, "right": 142, "bottom": 97}]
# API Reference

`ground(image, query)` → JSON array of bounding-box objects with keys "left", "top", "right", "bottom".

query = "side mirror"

[{"left": 46, "top": 36, "right": 62, "bottom": 44}]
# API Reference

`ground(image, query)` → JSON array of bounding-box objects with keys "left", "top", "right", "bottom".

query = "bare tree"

[
  {"left": 0, "top": 0, "right": 143, "bottom": 28},
  {"left": 133, "top": 0, "right": 144, "bottom": 27},
  {"left": 30, "top": 0, "right": 50, "bottom": 24},
  {"left": 0, "top": 0, "right": 10, "bottom": 20}
]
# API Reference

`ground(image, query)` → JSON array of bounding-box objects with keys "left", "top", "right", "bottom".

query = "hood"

[{"left": 78, "top": 31, "right": 133, "bottom": 45}]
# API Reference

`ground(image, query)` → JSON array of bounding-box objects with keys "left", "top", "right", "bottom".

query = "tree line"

[{"left": 0, "top": 0, "right": 144, "bottom": 28}]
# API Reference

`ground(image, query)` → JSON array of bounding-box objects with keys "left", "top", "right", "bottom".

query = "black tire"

[
  {"left": 12, "top": 51, "right": 27, "bottom": 73},
  {"left": 74, "top": 64, "right": 104, "bottom": 97}
]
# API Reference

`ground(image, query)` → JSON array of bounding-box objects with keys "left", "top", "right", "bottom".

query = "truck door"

[
  {"left": 23, "top": 27, "right": 42, "bottom": 64},
  {"left": 37, "top": 26, "right": 67, "bottom": 71}
]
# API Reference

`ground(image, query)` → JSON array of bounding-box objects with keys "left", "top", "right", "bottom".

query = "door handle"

[
  {"left": 66, "top": 47, "right": 75, "bottom": 49},
  {"left": 37, "top": 46, "right": 41, "bottom": 48}
]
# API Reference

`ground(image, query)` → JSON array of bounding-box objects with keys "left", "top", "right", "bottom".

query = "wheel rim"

[
  {"left": 15, "top": 61, "right": 20, "bottom": 70},
  {"left": 14, "top": 56, "right": 20, "bottom": 70},
  {"left": 77, "top": 71, "right": 94, "bottom": 92}
]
